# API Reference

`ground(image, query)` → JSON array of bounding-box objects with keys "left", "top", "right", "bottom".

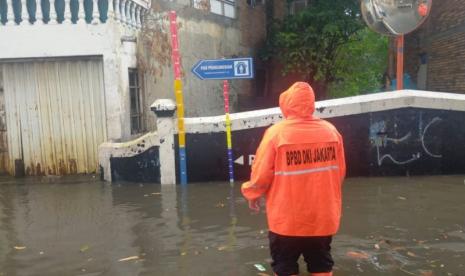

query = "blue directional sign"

[{"left": 191, "top": 58, "right": 254, "bottom": 80}]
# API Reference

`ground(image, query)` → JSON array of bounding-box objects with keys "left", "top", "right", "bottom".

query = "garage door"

[{"left": 1, "top": 58, "right": 107, "bottom": 176}]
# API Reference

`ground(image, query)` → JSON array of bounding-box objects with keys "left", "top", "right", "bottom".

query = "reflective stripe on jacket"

[{"left": 241, "top": 82, "right": 346, "bottom": 237}]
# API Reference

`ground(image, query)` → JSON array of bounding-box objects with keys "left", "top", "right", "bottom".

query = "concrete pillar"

[{"left": 151, "top": 99, "right": 177, "bottom": 185}]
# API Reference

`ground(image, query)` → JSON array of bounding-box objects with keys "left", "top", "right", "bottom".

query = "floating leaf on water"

[
  {"left": 80, "top": 245, "right": 90, "bottom": 252},
  {"left": 347, "top": 251, "right": 370, "bottom": 259},
  {"left": 407, "top": 251, "right": 417, "bottom": 257},
  {"left": 217, "top": 246, "right": 227, "bottom": 251},
  {"left": 254, "top": 264, "right": 266, "bottom": 272},
  {"left": 397, "top": 196, "right": 407, "bottom": 200},
  {"left": 118, "top": 256, "right": 140, "bottom": 262},
  {"left": 14, "top": 246, "right": 26, "bottom": 250},
  {"left": 180, "top": 252, "right": 187, "bottom": 256},
  {"left": 39, "top": 251, "right": 44, "bottom": 255}
]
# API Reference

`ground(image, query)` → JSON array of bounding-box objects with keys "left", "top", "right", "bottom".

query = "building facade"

[
  {"left": 0, "top": 0, "right": 272, "bottom": 176},
  {"left": 405, "top": 0, "right": 465, "bottom": 93}
]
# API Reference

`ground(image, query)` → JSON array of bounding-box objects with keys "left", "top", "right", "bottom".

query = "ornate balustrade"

[{"left": 0, "top": 0, "right": 149, "bottom": 28}]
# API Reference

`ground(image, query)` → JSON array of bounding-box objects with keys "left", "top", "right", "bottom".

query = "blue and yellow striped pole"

[
  {"left": 169, "top": 11, "right": 188, "bottom": 185},
  {"left": 223, "top": 80, "right": 234, "bottom": 183}
]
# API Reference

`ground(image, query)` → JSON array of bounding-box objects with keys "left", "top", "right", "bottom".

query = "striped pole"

[
  {"left": 223, "top": 80, "right": 234, "bottom": 183},
  {"left": 169, "top": 11, "right": 188, "bottom": 185},
  {"left": 396, "top": 34, "right": 404, "bottom": 90}
]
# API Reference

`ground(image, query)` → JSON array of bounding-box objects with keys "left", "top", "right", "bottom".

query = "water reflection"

[{"left": 0, "top": 176, "right": 463, "bottom": 275}]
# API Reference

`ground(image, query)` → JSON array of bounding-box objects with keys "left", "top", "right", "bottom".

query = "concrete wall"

[
  {"left": 140, "top": 1, "right": 267, "bottom": 130},
  {"left": 101, "top": 90, "right": 465, "bottom": 183},
  {"left": 405, "top": 0, "right": 465, "bottom": 93}
]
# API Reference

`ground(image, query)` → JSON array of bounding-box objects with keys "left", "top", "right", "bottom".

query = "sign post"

[{"left": 192, "top": 58, "right": 254, "bottom": 183}]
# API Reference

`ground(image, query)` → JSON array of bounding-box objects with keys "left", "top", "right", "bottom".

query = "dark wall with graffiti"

[
  {"left": 364, "top": 109, "right": 465, "bottom": 176},
  {"left": 110, "top": 146, "right": 161, "bottom": 183},
  {"left": 178, "top": 108, "right": 465, "bottom": 183},
  {"left": 110, "top": 108, "right": 465, "bottom": 183}
]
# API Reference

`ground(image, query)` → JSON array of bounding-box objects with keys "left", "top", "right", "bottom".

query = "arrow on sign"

[{"left": 234, "top": 155, "right": 244, "bottom": 165}]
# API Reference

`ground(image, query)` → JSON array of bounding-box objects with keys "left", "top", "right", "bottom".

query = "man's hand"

[{"left": 248, "top": 198, "right": 260, "bottom": 213}]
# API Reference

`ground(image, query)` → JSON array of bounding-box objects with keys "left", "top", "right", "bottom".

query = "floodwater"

[{"left": 0, "top": 176, "right": 464, "bottom": 276}]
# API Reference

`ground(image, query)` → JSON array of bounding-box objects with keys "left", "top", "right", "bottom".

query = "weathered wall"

[
  {"left": 0, "top": 21, "right": 145, "bottom": 142},
  {"left": 0, "top": 71, "right": 6, "bottom": 174},
  {"left": 141, "top": 1, "right": 267, "bottom": 130},
  {"left": 405, "top": 0, "right": 465, "bottom": 93}
]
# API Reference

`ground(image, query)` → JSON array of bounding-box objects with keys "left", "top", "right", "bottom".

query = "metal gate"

[{"left": 1, "top": 58, "right": 107, "bottom": 176}]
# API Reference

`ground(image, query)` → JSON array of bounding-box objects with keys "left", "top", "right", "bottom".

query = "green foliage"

[
  {"left": 262, "top": 0, "right": 387, "bottom": 98},
  {"left": 329, "top": 28, "right": 388, "bottom": 98}
]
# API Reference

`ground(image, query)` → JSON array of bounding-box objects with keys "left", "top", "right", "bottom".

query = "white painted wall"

[{"left": 0, "top": 21, "right": 141, "bottom": 142}]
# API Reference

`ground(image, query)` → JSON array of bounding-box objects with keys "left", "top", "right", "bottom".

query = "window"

[
  {"left": 129, "top": 69, "right": 144, "bottom": 134},
  {"left": 246, "top": 0, "right": 265, "bottom": 8},
  {"left": 289, "top": 0, "right": 310, "bottom": 15},
  {"left": 193, "top": 0, "right": 236, "bottom": 18}
]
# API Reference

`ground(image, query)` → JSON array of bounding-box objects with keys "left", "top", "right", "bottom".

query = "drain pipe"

[{"left": 151, "top": 99, "right": 177, "bottom": 184}]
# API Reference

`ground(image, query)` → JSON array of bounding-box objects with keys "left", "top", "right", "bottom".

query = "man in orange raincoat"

[{"left": 242, "top": 82, "right": 346, "bottom": 276}]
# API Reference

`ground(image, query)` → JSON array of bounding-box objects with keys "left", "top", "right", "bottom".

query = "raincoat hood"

[{"left": 279, "top": 82, "right": 315, "bottom": 119}]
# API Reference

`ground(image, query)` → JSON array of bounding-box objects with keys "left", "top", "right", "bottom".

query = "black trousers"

[{"left": 268, "top": 231, "right": 334, "bottom": 276}]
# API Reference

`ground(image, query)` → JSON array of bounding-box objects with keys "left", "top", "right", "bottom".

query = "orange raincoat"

[{"left": 242, "top": 82, "right": 346, "bottom": 237}]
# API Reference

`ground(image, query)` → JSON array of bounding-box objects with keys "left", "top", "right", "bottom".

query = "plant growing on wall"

[
  {"left": 262, "top": 0, "right": 386, "bottom": 98},
  {"left": 137, "top": 7, "right": 173, "bottom": 81}
]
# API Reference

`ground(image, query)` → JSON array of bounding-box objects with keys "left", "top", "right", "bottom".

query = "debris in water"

[
  {"left": 407, "top": 251, "right": 417, "bottom": 257},
  {"left": 346, "top": 251, "right": 370, "bottom": 260},
  {"left": 14, "top": 246, "right": 26, "bottom": 250},
  {"left": 118, "top": 256, "right": 140, "bottom": 262},
  {"left": 39, "top": 251, "right": 44, "bottom": 255},
  {"left": 397, "top": 196, "right": 407, "bottom": 200},
  {"left": 216, "top": 202, "right": 225, "bottom": 208},
  {"left": 399, "top": 266, "right": 416, "bottom": 275},
  {"left": 218, "top": 246, "right": 227, "bottom": 251},
  {"left": 80, "top": 245, "right": 90, "bottom": 252},
  {"left": 254, "top": 264, "right": 266, "bottom": 272},
  {"left": 151, "top": 193, "right": 161, "bottom": 195},
  {"left": 374, "top": 243, "right": 380, "bottom": 250}
]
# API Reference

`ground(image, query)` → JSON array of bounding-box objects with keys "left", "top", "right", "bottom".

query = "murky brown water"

[{"left": 0, "top": 175, "right": 464, "bottom": 276}]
